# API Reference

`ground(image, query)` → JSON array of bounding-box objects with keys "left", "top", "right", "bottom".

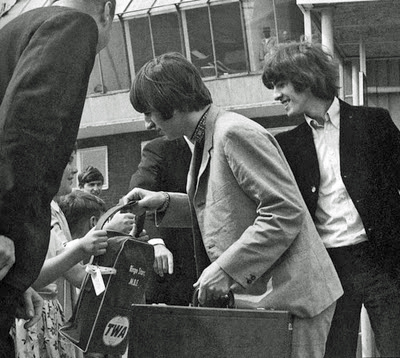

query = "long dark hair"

[{"left": 262, "top": 42, "right": 339, "bottom": 100}]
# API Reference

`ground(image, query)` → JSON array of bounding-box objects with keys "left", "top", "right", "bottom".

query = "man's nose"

[
  {"left": 273, "top": 87, "right": 282, "bottom": 101},
  {"left": 144, "top": 116, "right": 155, "bottom": 130}
]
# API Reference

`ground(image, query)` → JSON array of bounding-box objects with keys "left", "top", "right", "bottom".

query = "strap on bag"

[
  {"left": 87, "top": 200, "right": 146, "bottom": 295},
  {"left": 95, "top": 200, "right": 145, "bottom": 237}
]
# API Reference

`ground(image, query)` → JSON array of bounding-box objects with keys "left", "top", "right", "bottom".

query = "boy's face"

[
  {"left": 82, "top": 180, "right": 103, "bottom": 197},
  {"left": 272, "top": 81, "right": 312, "bottom": 117},
  {"left": 58, "top": 152, "right": 78, "bottom": 197}
]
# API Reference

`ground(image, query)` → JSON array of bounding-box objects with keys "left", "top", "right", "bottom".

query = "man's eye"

[
  {"left": 275, "top": 81, "right": 286, "bottom": 88},
  {"left": 266, "top": 82, "right": 274, "bottom": 90}
]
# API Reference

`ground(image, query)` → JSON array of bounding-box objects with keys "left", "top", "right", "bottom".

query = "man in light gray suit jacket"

[{"left": 123, "top": 52, "right": 343, "bottom": 358}]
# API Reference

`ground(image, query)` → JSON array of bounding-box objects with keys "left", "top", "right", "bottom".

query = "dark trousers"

[
  {"left": 0, "top": 282, "right": 22, "bottom": 358},
  {"left": 324, "top": 241, "right": 400, "bottom": 358}
]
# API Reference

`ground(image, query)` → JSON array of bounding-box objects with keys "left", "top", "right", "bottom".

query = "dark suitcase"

[{"left": 128, "top": 303, "right": 293, "bottom": 358}]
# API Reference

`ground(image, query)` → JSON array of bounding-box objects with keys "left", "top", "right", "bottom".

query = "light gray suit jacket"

[{"left": 158, "top": 105, "right": 343, "bottom": 318}]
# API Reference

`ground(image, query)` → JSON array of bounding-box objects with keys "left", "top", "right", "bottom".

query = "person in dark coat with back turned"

[
  {"left": 129, "top": 136, "right": 197, "bottom": 306},
  {"left": 0, "top": 0, "right": 115, "bottom": 355},
  {"left": 264, "top": 41, "right": 400, "bottom": 357}
]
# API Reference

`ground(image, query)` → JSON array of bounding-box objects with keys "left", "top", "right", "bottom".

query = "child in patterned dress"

[{"left": 13, "top": 150, "right": 109, "bottom": 358}]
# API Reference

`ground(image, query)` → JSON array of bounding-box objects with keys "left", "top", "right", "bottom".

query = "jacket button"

[
  {"left": 247, "top": 279, "right": 252, "bottom": 284},
  {"left": 311, "top": 186, "right": 316, "bottom": 193}
]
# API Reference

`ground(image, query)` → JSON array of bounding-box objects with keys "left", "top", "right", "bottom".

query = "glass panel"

[
  {"left": 87, "top": 56, "right": 102, "bottom": 96},
  {"left": 274, "top": 0, "right": 304, "bottom": 44},
  {"left": 242, "top": 0, "right": 303, "bottom": 72},
  {"left": 152, "top": 12, "right": 183, "bottom": 56},
  {"left": 210, "top": 2, "right": 247, "bottom": 75},
  {"left": 99, "top": 21, "right": 130, "bottom": 92},
  {"left": 128, "top": 17, "right": 154, "bottom": 73},
  {"left": 186, "top": 6, "right": 216, "bottom": 77}
]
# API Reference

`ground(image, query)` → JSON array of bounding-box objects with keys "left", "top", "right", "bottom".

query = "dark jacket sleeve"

[
  {"left": 0, "top": 11, "right": 98, "bottom": 238},
  {"left": 371, "top": 107, "right": 400, "bottom": 187},
  {"left": 129, "top": 138, "right": 167, "bottom": 239}
]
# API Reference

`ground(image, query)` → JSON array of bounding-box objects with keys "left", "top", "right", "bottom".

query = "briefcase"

[
  {"left": 128, "top": 304, "right": 293, "bottom": 358},
  {"left": 60, "top": 202, "right": 154, "bottom": 354}
]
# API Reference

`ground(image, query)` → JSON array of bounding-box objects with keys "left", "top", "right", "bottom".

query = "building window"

[
  {"left": 87, "top": 21, "right": 130, "bottom": 95},
  {"left": 185, "top": 2, "right": 248, "bottom": 77},
  {"left": 129, "top": 16, "right": 154, "bottom": 74},
  {"left": 125, "top": 1, "right": 248, "bottom": 78},
  {"left": 86, "top": 0, "right": 305, "bottom": 91},
  {"left": 186, "top": 6, "right": 215, "bottom": 76},
  {"left": 210, "top": 3, "right": 247, "bottom": 74},
  {"left": 244, "top": 0, "right": 304, "bottom": 71},
  {"left": 152, "top": 12, "right": 183, "bottom": 56},
  {"left": 76, "top": 146, "right": 109, "bottom": 190}
]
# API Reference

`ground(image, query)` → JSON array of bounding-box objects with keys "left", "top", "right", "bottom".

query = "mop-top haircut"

[
  {"left": 130, "top": 52, "right": 212, "bottom": 120},
  {"left": 262, "top": 41, "right": 339, "bottom": 100}
]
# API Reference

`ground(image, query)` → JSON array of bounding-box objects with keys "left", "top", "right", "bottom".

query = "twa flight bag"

[{"left": 60, "top": 202, "right": 154, "bottom": 354}]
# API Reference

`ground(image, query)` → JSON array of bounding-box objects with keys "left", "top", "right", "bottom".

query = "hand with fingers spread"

[
  {"left": 15, "top": 287, "right": 44, "bottom": 329},
  {"left": 0, "top": 235, "right": 15, "bottom": 280}
]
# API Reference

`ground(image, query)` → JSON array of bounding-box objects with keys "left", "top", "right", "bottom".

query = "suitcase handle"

[{"left": 192, "top": 287, "right": 235, "bottom": 308}]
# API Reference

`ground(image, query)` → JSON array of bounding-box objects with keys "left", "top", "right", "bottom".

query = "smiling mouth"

[{"left": 281, "top": 99, "right": 290, "bottom": 108}]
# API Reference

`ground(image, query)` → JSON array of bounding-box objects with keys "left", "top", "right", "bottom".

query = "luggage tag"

[{"left": 86, "top": 264, "right": 117, "bottom": 296}]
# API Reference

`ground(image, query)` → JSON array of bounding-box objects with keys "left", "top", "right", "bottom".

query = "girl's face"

[{"left": 57, "top": 152, "right": 78, "bottom": 197}]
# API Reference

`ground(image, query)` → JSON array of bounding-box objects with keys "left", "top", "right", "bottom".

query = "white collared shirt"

[{"left": 305, "top": 97, "right": 367, "bottom": 248}]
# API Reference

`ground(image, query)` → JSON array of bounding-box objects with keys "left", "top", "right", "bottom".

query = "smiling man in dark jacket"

[{"left": 264, "top": 41, "right": 400, "bottom": 358}]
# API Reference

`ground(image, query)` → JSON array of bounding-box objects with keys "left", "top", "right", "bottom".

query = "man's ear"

[
  {"left": 90, "top": 216, "right": 98, "bottom": 229},
  {"left": 101, "top": 1, "right": 112, "bottom": 25}
]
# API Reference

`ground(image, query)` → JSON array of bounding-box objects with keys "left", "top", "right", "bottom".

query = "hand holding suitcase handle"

[
  {"left": 192, "top": 287, "right": 235, "bottom": 308},
  {"left": 95, "top": 200, "right": 145, "bottom": 238}
]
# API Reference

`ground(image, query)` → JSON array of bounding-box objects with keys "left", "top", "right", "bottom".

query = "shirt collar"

[
  {"left": 51, "top": 200, "right": 60, "bottom": 212},
  {"left": 305, "top": 97, "right": 340, "bottom": 130},
  {"left": 190, "top": 105, "right": 211, "bottom": 144}
]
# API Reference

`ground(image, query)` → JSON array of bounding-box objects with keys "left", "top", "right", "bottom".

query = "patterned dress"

[{"left": 13, "top": 201, "right": 81, "bottom": 358}]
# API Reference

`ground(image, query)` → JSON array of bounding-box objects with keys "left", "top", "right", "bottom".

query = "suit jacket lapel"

[
  {"left": 187, "top": 142, "right": 201, "bottom": 200},
  {"left": 199, "top": 105, "right": 218, "bottom": 179},
  {"left": 338, "top": 99, "right": 361, "bottom": 176},
  {"left": 187, "top": 105, "right": 218, "bottom": 200},
  {"left": 293, "top": 122, "right": 320, "bottom": 181}
]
